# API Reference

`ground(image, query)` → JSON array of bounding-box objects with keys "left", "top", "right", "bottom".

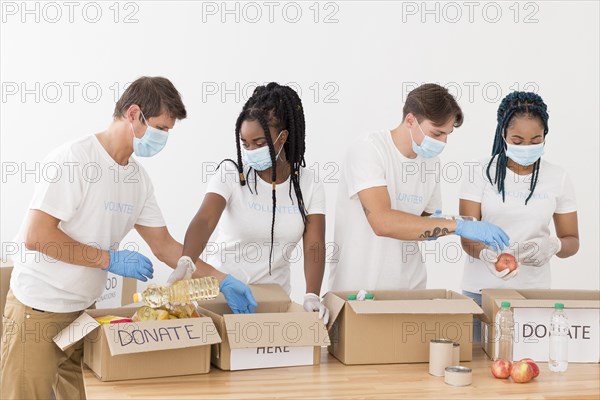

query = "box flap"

[
  {"left": 102, "top": 316, "right": 221, "bottom": 356},
  {"left": 347, "top": 298, "right": 483, "bottom": 315},
  {"left": 483, "top": 289, "right": 600, "bottom": 310},
  {"left": 53, "top": 312, "right": 101, "bottom": 351},
  {"left": 496, "top": 299, "right": 600, "bottom": 309},
  {"left": 223, "top": 307, "right": 329, "bottom": 349},
  {"left": 323, "top": 291, "right": 347, "bottom": 330}
]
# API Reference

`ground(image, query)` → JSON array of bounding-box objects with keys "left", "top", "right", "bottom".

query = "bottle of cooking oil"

[{"left": 133, "top": 277, "right": 220, "bottom": 308}]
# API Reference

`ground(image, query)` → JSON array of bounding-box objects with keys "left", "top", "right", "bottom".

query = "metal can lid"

[
  {"left": 431, "top": 339, "right": 454, "bottom": 344},
  {"left": 445, "top": 366, "right": 472, "bottom": 373}
]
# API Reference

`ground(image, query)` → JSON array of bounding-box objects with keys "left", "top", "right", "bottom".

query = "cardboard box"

[
  {"left": 197, "top": 284, "right": 330, "bottom": 371},
  {"left": 53, "top": 307, "right": 221, "bottom": 381},
  {"left": 323, "top": 289, "right": 483, "bottom": 365},
  {"left": 95, "top": 274, "right": 137, "bottom": 309},
  {"left": 481, "top": 288, "right": 600, "bottom": 363}
]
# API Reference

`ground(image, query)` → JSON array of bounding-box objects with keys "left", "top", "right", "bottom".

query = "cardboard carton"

[
  {"left": 53, "top": 307, "right": 221, "bottom": 381},
  {"left": 95, "top": 274, "right": 137, "bottom": 309},
  {"left": 481, "top": 288, "right": 600, "bottom": 363},
  {"left": 323, "top": 289, "right": 483, "bottom": 365},
  {"left": 197, "top": 284, "right": 330, "bottom": 371}
]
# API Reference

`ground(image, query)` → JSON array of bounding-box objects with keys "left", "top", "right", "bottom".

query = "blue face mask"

[
  {"left": 410, "top": 119, "right": 446, "bottom": 158},
  {"left": 131, "top": 110, "right": 169, "bottom": 157},
  {"left": 503, "top": 137, "right": 545, "bottom": 166},
  {"left": 243, "top": 132, "right": 284, "bottom": 171}
]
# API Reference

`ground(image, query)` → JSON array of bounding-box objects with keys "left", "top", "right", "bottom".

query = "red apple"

[
  {"left": 510, "top": 360, "right": 534, "bottom": 383},
  {"left": 519, "top": 358, "right": 540, "bottom": 378},
  {"left": 491, "top": 359, "right": 512, "bottom": 379},
  {"left": 495, "top": 253, "right": 518, "bottom": 273}
]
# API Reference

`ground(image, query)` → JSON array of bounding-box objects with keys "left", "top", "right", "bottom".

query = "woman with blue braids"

[{"left": 460, "top": 91, "right": 580, "bottom": 340}]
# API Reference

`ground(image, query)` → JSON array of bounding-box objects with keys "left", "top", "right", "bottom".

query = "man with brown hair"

[
  {"left": 0, "top": 76, "right": 253, "bottom": 399},
  {"left": 329, "top": 83, "right": 510, "bottom": 291}
]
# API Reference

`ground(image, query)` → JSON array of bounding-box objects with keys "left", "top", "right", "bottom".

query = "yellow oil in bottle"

[{"left": 133, "top": 277, "right": 220, "bottom": 308}]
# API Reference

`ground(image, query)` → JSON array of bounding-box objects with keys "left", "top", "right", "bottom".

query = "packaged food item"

[
  {"left": 95, "top": 315, "right": 134, "bottom": 325},
  {"left": 131, "top": 304, "right": 199, "bottom": 322}
]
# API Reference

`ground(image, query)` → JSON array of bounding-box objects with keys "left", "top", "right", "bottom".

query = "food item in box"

[
  {"left": 133, "top": 277, "right": 219, "bottom": 308},
  {"left": 131, "top": 304, "right": 199, "bottom": 322},
  {"left": 95, "top": 315, "right": 134, "bottom": 325}
]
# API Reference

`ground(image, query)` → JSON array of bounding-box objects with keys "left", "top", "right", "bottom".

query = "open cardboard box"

[
  {"left": 53, "top": 306, "right": 221, "bottom": 381},
  {"left": 197, "top": 284, "right": 330, "bottom": 371},
  {"left": 481, "top": 288, "right": 600, "bottom": 362},
  {"left": 323, "top": 289, "right": 483, "bottom": 365}
]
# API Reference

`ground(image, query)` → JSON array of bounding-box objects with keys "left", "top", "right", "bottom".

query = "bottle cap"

[
  {"left": 501, "top": 301, "right": 511, "bottom": 308},
  {"left": 365, "top": 293, "right": 375, "bottom": 300},
  {"left": 347, "top": 294, "right": 357, "bottom": 300},
  {"left": 555, "top": 303, "right": 564, "bottom": 310},
  {"left": 133, "top": 293, "right": 142, "bottom": 303}
]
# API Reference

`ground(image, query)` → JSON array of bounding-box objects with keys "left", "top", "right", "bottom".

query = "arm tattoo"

[{"left": 419, "top": 226, "right": 451, "bottom": 239}]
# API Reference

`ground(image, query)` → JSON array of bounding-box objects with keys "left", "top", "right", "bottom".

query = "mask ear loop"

[
  {"left": 130, "top": 107, "right": 147, "bottom": 140},
  {"left": 409, "top": 116, "right": 424, "bottom": 145}
]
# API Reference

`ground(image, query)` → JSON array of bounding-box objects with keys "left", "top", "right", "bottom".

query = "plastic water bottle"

[
  {"left": 133, "top": 277, "right": 220, "bottom": 308},
  {"left": 549, "top": 303, "right": 569, "bottom": 372},
  {"left": 497, "top": 301, "right": 514, "bottom": 361}
]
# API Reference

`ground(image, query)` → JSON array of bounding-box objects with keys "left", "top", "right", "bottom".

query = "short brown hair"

[
  {"left": 113, "top": 76, "right": 187, "bottom": 120},
  {"left": 403, "top": 83, "right": 463, "bottom": 127}
]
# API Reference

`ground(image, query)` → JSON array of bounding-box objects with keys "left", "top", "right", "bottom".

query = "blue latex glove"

[
  {"left": 105, "top": 250, "right": 153, "bottom": 282},
  {"left": 455, "top": 220, "right": 510, "bottom": 252},
  {"left": 219, "top": 275, "right": 257, "bottom": 314}
]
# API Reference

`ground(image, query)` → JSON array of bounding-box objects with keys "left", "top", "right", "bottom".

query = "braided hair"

[
  {"left": 486, "top": 91, "right": 549, "bottom": 204},
  {"left": 220, "top": 82, "right": 308, "bottom": 274}
]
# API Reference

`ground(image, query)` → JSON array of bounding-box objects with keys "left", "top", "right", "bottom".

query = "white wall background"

[{"left": 1, "top": 1, "right": 598, "bottom": 303}]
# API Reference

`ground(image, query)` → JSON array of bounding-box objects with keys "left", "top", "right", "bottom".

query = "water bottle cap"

[
  {"left": 554, "top": 303, "right": 564, "bottom": 310},
  {"left": 365, "top": 293, "right": 375, "bottom": 300},
  {"left": 133, "top": 293, "right": 142, "bottom": 303},
  {"left": 501, "top": 301, "right": 511, "bottom": 308},
  {"left": 347, "top": 294, "right": 357, "bottom": 300}
]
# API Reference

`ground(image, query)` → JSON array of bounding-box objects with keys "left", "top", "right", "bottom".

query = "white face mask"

[
  {"left": 130, "top": 109, "right": 169, "bottom": 157},
  {"left": 409, "top": 119, "right": 446, "bottom": 158},
  {"left": 503, "top": 136, "right": 545, "bottom": 166},
  {"left": 242, "top": 131, "right": 284, "bottom": 171}
]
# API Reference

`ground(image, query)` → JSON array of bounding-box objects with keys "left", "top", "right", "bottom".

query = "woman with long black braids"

[
  {"left": 460, "top": 91, "right": 579, "bottom": 340},
  {"left": 169, "top": 83, "right": 329, "bottom": 321}
]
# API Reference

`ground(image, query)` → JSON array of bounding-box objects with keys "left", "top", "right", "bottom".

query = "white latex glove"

[
  {"left": 479, "top": 248, "right": 518, "bottom": 281},
  {"left": 303, "top": 293, "right": 330, "bottom": 325},
  {"left": 167, "top": 256, "right": 197, "bottom": 286},
  {"left": 515, "top": 236, "right": 562, "bottom": 267}
]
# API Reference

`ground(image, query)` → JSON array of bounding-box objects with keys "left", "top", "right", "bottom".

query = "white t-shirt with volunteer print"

[
  {"left": 10, "top": 135, "right": 165, "bottom": 312},
  {"left": 204, "top": 163, "right": 326, "bottom": 295},
  {"left": 328, "top": 130, "right": 442, "bottom": 291},
  {"left": 460, "top": 158, "right": 577, "bottom": 293}
]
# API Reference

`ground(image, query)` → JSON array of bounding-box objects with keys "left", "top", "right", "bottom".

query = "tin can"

[
  {"left": 429, "top": 339, "right": 454, "bottom": 376},
  {"left": 444, "top": 366, "right": 472, "bottom": 386}
]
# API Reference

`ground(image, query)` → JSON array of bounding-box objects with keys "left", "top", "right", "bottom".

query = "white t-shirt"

[
  {"left": 328, "top": 130, "right": 442, "bottom": 291},
  {"left": 204, "top": 163, "right": 326, "bottom": 295},
  {"left": 10, "top": 135, "right": 165, "bottom": 312},
  {"left": 460, "top": 158, "right": 577, "bottom": 293}
]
